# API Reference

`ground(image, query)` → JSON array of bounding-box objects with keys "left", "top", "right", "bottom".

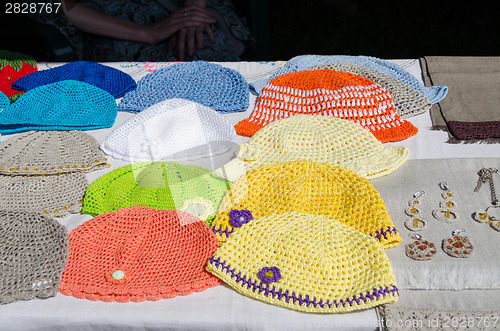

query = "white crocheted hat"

[{"left": 101, "top": 98, "right": 237, "bottom": 163}]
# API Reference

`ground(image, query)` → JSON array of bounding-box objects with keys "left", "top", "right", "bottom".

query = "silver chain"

[{"left": 475, "top": 168, "right": 498, "bottom": 205}]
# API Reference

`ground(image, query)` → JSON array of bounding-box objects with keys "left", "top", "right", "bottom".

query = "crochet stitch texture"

[
  {"left": 250, "top": 55, "right": 448, "bottom": 104},
  {"left": 235, "top": 70, "right": 418, "bottom": 142},
  {"left": 212, "top": 160, "right": 401, "bottom": 248},
  {"left": 0, "top": 131, "right": 108, "bottom": 175},
  {"left": 307, "top": 62, "right": 432, "bottom": 119},
  {"left": 214, "top": 115, "right": 409, "bottom": 182},
  {"left": 206, "top": 211, "right": 399, "bottom": 313},
  {"left": 82, "top": 161, "right": 230, "bottom": 225},
  {"left": 118, "top": 61, "right": 249, "bottom": 113},
  {"left": 101, "top": 98, "right": 237, "bottom": 162},
  {"left": 59, "top": 205, "right": 221, "bottom": 302},
  {"left": 0, "top": 210, "right": 68, "bottom": 305},
  {"left": 12, "top": 61, "right": 137, "bottom": 98},
  {"left": 0, "top": 50, "right": 37, "bottom": 98},
  {"left": 0, "top": 80, "right": 117, "bottom": 134}
]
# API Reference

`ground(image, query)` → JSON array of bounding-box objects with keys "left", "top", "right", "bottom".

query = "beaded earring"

[
  {"left": 472, "top": 168, "right": 500, "bottom": 232},
  {"left": 405, "top": 233, "right": 437, "bottom": 261},
  {"left": 404, "top": 190, "right": 429, "bottom": 231},
  {"left": 441, "top": 229, "right": 473, "bottom": 258},
  {"left": 432, "top": 182, "right": 459, "bottom": 223}
]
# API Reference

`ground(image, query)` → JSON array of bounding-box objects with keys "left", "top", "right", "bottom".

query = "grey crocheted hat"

[
  {"left": 307, "top": 62, "right": 432, "bottom": 119},
  {"left": 0, "top": 131, "right": 108, "bottom": 175},
  {"left": 0, "top": 172, "right": 88, "bottom": 217},
  {"left": 0, "top": 210, "right": 68, "bottom": 304}
]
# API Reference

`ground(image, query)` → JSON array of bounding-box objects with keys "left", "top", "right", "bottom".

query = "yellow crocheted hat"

[
  {"left": 206, "top": 211, "right": 399, "bottom": 313},
  {"left": 214, "top": 115, "right": 409, "bottom": 182},
  {"left": 212, "top": 160, "right": 401, "bottom": 248}
]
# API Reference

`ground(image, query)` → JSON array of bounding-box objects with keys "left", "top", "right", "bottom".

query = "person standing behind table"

[{"left": 27, "top": 0, "right": 255, "bottom": 61}]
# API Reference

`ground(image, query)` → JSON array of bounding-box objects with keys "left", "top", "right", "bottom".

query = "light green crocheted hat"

[{"left": 82, "top": 161, "right": 230, "bottom": 225}]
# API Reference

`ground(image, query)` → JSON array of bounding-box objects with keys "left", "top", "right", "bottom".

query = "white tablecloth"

[{"left": 1, "top": 59, "right": 499, "bottom": 331}]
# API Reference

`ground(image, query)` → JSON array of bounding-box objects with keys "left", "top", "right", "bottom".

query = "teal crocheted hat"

[
  {"left": 117, "top": 61, "right": 249, "bottom": 113},
  {"left": 82, "top": 161, "right": 230, "bottom": 225},
  {"left": 0, "top": 80, "right": 117, "bottom": 134}
]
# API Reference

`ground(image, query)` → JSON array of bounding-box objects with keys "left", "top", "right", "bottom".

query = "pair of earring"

[
  {"left": 472, "top": 205, "right": 500, "bottom": 232},
  {"left": 405, "top": 229, "right": 473, "bottom": 261},
  {"left": 472, "top": 168, "right": 500, "bottom": 232},
  {"left": 404, "top": 182, "right": 459, "bottom": 231}
]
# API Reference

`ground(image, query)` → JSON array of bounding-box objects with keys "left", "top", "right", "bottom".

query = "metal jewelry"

[
  {"left": 405, "top": 233, "right": 437, "bottom": 261},
  {"left": 441, "top": 229, "right": 473, "bottom": 258},
  {"left": 472, "top": 167, "right": 500, "bottom": 232},
  {"left": 432, "top": 182, "right": 459, "bottom": 223},
  {"left": 404, "top": 190, "right": 429, "bottom": 231}
]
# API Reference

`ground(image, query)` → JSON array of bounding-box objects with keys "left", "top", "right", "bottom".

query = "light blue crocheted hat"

[
  {"left": 0, "top": 80, "right": 117, "bottom": 134},
  {"left": 250, "top": 55, "right": 448, "bottom": 104},
  {"left": 118, "top": 61, "right": 249, "bottom": 113},
  {"left": 12, "top": 61, "right": 137, "bottom": 98}
]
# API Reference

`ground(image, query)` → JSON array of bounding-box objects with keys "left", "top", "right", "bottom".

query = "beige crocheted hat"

[
  {"left": 212, "top": 160, "right": 401, "bottom": 249},
  {"left": 0, "top": 172, "right": 88, "bottom": 217},
  {"left": 0, "top": 130, "right": 108, "bottom": 175},
  {"left": 0, "top": 210, "right": 68, "bottom": 304},
  {"left": 307, "top": 62, "right": 432, "bottom": 119},
  {"left": 206, "top": 212, "right": 399, "bottom": 313},
  {"left": 214, "top": 115, "right": 409, "bottom": 182}
]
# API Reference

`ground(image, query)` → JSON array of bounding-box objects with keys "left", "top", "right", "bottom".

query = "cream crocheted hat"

[
  {"left": 212, "top": 160, "right": 401, "bottom": 249},
  {"left": 307, "top": 62, "right": 432, "bottom": 119},
  {"left": 206, "top": 211, "right": 399, "bottom": 313},
  {"left": 0, "top": 172, "right": 88, "bottom": 217},
  {"left": 0, "top": 210, "right": 68, "bottom": 304},
  {"left": 0, "top": 130, "right": 108, "bottom": 175},
  {"left": 214, "top": 115, "right": 409, "bottom": 182},
  {"left": 101, "top": 98, "right": 237, "bottom": 162}
]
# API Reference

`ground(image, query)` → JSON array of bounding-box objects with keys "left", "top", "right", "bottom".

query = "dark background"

[{"left": 2, "top": 0, "right": 499, "bottom": 62}]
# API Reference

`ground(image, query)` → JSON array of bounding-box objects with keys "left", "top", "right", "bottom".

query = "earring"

[
  {"left": 473, "top": 168, "right": 499, "bottom": 232},
  {"left": 405, "top": 233, "right": 437, "bottom": 261},
  {"left": 442, "top": 229, "right": 473, "bottom": 258},
  {"left": 432, "top": 181, "right": 459, "bottom": 223},
  {"left": 404, "top": 190, "right": 429, "bottom": 231},
  {"left": 473, "top": 205, "right": 500, "bottom": 232}
]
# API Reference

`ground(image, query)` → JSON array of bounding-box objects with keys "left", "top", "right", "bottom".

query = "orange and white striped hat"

[{"left": 235, "top": 70, "right": 418, "bottom": 142}]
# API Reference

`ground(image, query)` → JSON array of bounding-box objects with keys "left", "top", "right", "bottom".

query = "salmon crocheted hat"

[
  {"left": 0, "top": 50, "right": 37, "bottom": 100},
  {"left": 101, "top": 98, "right": 237, "bottom": 162},
  {"left": 12, "top": 61, "right": 136, "bottom": 98},
  {"left": 307, "top": 62, "right": 431, "bottom": 119},
  {"left": 59, "top": 205, "right": 221, "bottom": 302},
  {"left": 211, "top": 160, "right": 401, "bottom": 248},
  {"left": 235, "top": 69, "right": 418, "bottom": 142},
  {"left": 0, "top": 131, "right": 108, "bottom": 175},
  {"left": 0, "top": 210, "right": 68, "bottom": 305},
  {"left": 214, "top": 115, "right": 409, "bottom": 182},
  {"left": 82, "top": 161, "right": 230, "bottom": 225},
  {"left": 206, "top": 211, "right": 399, "bottom": 313}
]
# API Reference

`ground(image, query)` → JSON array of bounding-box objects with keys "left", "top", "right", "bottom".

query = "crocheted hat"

[
  {"left": 118, "top": 61, "right": 249, "bottom": 113},
  {"left": 235, "top": 70, "right": 418, "bottom": 142},
  {"left": 215, "top": 115, "right": 409, "bottom": 182},
  {"left": 82, "top": 161, "right": 230, "bottom": 225},
  {"left": 211, "top": 160, "right": 401, "bottom": 248},
  {"left": 0, "top": 210, "right": 68, "bottom": 305},
  {"left": 206, "top": 211, "right": 399, "bottom": 313},
  {"left": 307, "top": 62, "right": 431, "bottom": 119},
  {"left": 0, "top": 80, "right": 117, "bottom": 134},
  {"left": 101, "top": 98, "right": 237, "bottom": 162},
  {"left": 0, "top": 131, "right": 109, "bottom": 175},
  {"left": 12, "top": 61, "right": 136, "bottom": 98},
  {"left": 0, "top": 50, "right": 37, "bottom": 99},
  {"left": 0, "top": 172, "right": 88, "bottom": 217},
  {"left": 59, "top": 205, "right": 221, "bottom": 302},
  {"left": 250, "top": 55, "right": 448, "bottom": 104}
]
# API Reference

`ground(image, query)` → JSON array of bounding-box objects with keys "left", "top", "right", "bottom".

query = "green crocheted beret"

[{"left": 82, "top": 161, "right": 230, "bottom": 225}]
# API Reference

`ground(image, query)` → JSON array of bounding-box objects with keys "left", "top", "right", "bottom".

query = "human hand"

[
  {"left": 171, "top": 23, "right": 215, "bottom": 61},
  {"left": 146, "top": 5, "right": 215, "bottom": 45}
]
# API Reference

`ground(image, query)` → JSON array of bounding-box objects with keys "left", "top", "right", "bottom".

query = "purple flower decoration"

[
  {"left": 258, "top": 266, "right": 281, "bottom": 284},
  {"left": 228, "top": 209, "right": 253, "bottom": 227}
]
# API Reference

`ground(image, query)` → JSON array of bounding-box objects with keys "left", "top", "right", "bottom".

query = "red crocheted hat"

[
  {"left": 59, "top": 205, "right": 221, "bottom": 302},
  {"left": 235, "top": 69, "right": 418, "bottom": 142},
  {"left": 0, "top": 50, "right": 37, "bottom": 98}
]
